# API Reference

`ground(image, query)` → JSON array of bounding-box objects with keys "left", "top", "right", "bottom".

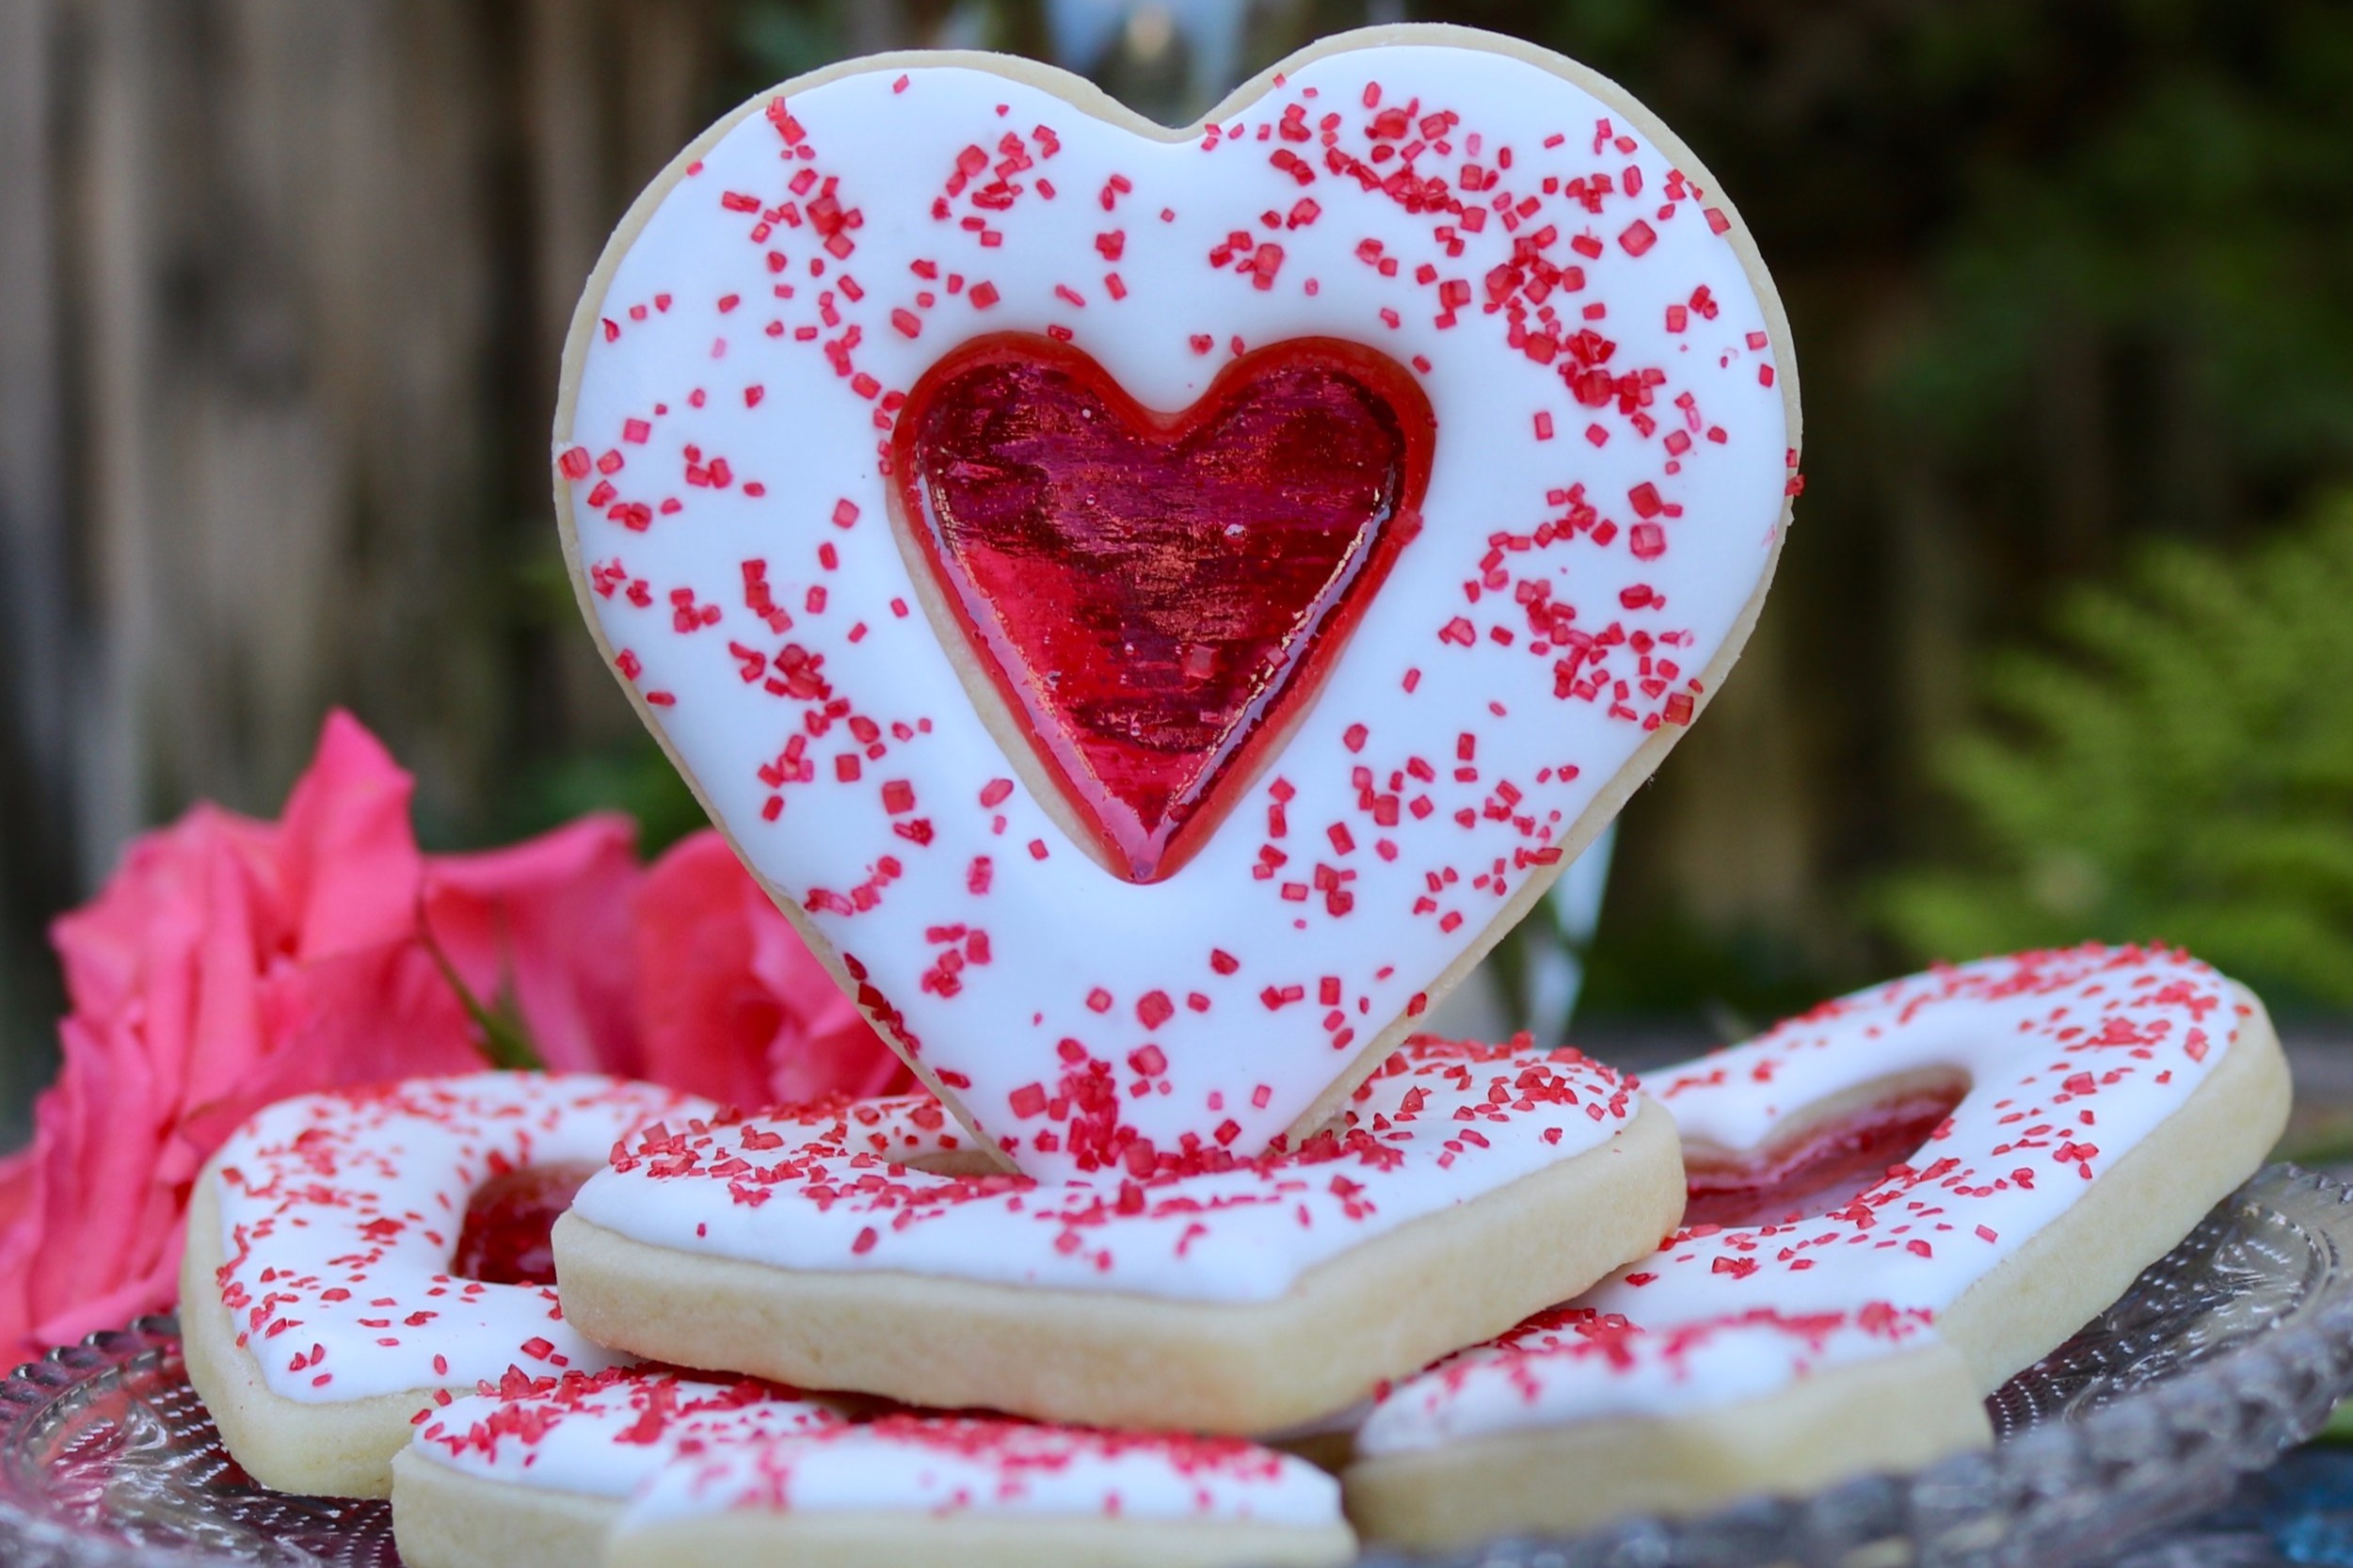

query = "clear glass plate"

[{"left": 7, "top": 1163, "right": 2353, "bottom": 1568}]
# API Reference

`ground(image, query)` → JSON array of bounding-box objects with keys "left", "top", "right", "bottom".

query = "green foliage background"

[{"left": 1884, "top": 502, "right": 2353, "bottom": 1012}]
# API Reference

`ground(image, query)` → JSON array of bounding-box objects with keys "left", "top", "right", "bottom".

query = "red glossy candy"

[
  {"left": 894, "top": 334, "right": 1434, "bottom": 884},
  {"left": 453, "top": 1161, "right": 600, "bottom": 1287},
  {"left": 1680, "top": 1082, "right": 1968, "bottom": 1230}
]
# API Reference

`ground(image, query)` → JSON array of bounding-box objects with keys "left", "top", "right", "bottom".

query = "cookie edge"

[{"left": 178, "top": 1165, "right": 458, "bottom": 1499}]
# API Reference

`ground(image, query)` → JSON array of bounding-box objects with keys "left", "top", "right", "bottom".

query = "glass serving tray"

[{"left": 6, "top": 1164, "right": 2353, "bottom": 1568}]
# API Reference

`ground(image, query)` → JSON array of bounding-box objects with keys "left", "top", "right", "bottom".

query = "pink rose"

[
  {"left": 0, "top": 712, "right": 909, "bottom": 1357},
  {"left": 633, "top": 831, "right": 912, "bottom": 1109},
  {"left": 424, "top": 819, "right": 643, "bottom": 1079},
  {"left": 0, "top": 713, "right": 488, "bottom": 1354}
]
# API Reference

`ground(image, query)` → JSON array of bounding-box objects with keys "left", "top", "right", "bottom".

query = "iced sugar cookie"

[
  {"left": 554, "top": 24, "right": 1801, "bottom": 1181},
  {"left": 605, "top": 1415, "right": 1354, "bottom": 1568},
  {"left": 181, "top": 1073, "right": 706, "bottom": 1497},
  {"left": 1345, "top": 1304, "right": 1983, "bottom": 1545},
  {"left": 390, "top": 1368, "right": 842, "bottom": 1568},
  {"left": 1344, "top": 947, "right": 2291, "bottom": 1545},
  {"left": 553, "top": 1038, "right": 1681, "bottom": 1432}
]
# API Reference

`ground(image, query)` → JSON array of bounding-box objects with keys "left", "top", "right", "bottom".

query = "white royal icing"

[
  {"left": 408, "top": 1368, "right": 842, "bottom": 1498},
  {"left": 1357, "top": 946, "right": 2245, "bottom": 1453},
  {"left": 1357, "top": 1304, "right": 1934, "bottom": 1453},
  {"left": 615, "top": 1416, "right": 1343, "bottom": 1529},
  {"left": 560, "top": 40, "right": 1794, "bottom": 1179},
  {"left": 569, "top": 1036, "right": 1639, "bottom": 1302},
  {"left": 207, "top": 1073, "right": 708, "bottom": 1403}
]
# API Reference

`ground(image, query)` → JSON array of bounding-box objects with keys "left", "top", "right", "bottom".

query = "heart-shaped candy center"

[{"left": 894, "top": 335, "right": 1433, "bottom": 884}]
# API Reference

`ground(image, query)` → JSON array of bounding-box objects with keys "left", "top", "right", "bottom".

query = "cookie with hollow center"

[
  {"left": 552, "top": 22, "right": 1801, "bottom": 1181},
  {"left": 552, "top": 1037, "right": 1682, "bottom": 1432},
  {"left": 179, "top": 1073, "right": 707, "bottom": 1498},
  {"left": 1342, "top": 946, "right": 2293, "bottom": 1547}
]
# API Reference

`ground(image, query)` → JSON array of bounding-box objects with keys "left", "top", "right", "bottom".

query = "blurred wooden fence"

[{"left": 0, "top": 0, "right": 737, "bottom": 1122}]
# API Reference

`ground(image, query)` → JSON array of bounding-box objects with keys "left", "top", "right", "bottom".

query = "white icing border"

[{"left": 617, "top": 1415, "right": 1343, "bottom": 1528}]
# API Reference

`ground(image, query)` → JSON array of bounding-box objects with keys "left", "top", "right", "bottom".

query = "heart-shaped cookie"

[{"left": 554, "top": 25, "right": 1801, "bottom": 1176}]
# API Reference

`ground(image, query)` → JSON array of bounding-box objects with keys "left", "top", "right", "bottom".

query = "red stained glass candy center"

[
  {"left": 894, "top": 335, "right": 1434, "bottom": 884},
  {"left": 1680, "top": 1080, "right": 1970, "bottom": 1230},
  {"left": 453, "top": 1161, "right": 600, "bottom": 1287}
]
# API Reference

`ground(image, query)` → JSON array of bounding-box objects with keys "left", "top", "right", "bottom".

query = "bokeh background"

[{"left": 6, "top": 0, "right": 2353, "bottom": 1144}]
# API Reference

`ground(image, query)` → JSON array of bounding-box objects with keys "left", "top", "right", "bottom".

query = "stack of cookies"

[{"left": 179, "top": 25, "right": 2292, "bottom": 1567}]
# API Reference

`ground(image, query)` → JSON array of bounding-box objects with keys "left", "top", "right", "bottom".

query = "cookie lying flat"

[
  {"left": 1346, "top": 1306, "right": 1985, "bottom": 1546},
  {"left": 554, "top": 1038, "right": 1682, "bottom": 1432},
  {"left": 1345, "top": 946, "right": 2292, "bottom": 1546},
  {"left": 391, "top": 1368, "right": 842, "bottom": 1568},
  {"left": 181, "top": 1073, "right": 704, "bottom": 1497},
  {"left": 604, "top": 1416, "right": 1354, "bottom": 1568}
]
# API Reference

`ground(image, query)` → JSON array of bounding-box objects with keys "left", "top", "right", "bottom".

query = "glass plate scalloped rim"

[{"left": 7, "top": 1164, "right": 2353, "bottom": 1568}]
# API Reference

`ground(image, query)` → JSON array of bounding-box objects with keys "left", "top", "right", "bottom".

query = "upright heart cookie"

[{"left": 554, "top": 25, "right": 1801, "bottom": 1176}]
